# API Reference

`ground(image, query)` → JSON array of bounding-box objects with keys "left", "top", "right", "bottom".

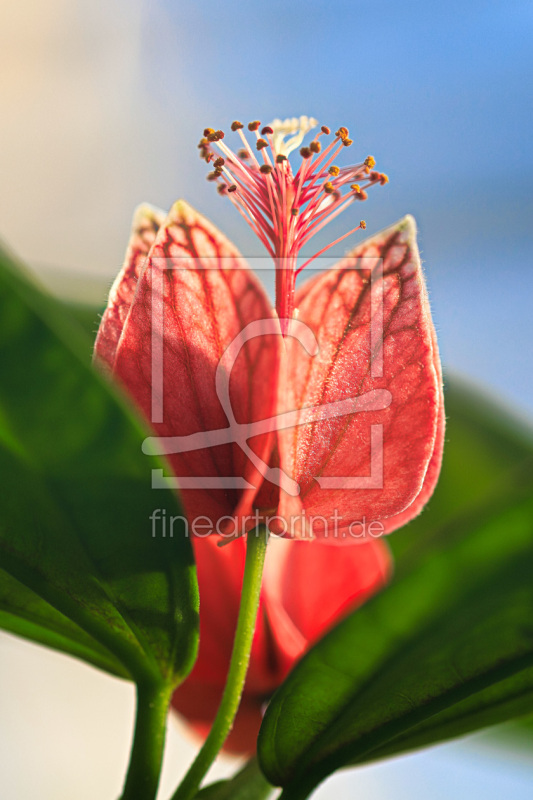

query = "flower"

[
  {"left": 94, "top": 114, "right": 444, "bottom": 752},
  {"left": 95, "top": 119, "right": 443, "bottom": 541},
  {"left": 171, "top": 532, "right": 391, "bottom": 753}
]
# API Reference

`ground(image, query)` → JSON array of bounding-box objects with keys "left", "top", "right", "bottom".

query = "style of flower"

[{"left": 199, "top": 117, "right": 388, "bottom": 330}]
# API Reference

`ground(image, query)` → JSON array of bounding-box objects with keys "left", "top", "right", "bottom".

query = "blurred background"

[{"left": 0, "top": 0, "right": 532, "bottom": 797}]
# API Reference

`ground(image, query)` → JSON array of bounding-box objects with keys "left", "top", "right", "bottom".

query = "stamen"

[
  {"left": 335, "top": 126, "right": 349, "bottom": 140},
  {"left": 199, "top": 116, "right": 387, "bottom": 329}
]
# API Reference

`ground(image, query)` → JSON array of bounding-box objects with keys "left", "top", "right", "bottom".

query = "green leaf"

[
  {"left": 258, "top": 381, "right": 533, "bottom": 799},
  {"left": 0, "top": 241, "right": 199, "bottom": 688},
  {"left": 0, "top": 566, "right": 128, "bottom": 677},
  {"left": 194, "top": 759, "right": 275, "bottom": 800}
]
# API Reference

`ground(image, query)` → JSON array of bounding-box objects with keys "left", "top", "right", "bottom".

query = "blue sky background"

[
  {"left": 1, "top": 1, "right": 532, "bottom": 797},
  {"left": 142, "top": 0, "right": 533, "bottom": 416},
  {"left": 2, "top": 0, "right": 531, "bottom": 414}
]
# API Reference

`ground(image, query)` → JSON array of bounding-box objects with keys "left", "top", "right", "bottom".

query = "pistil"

[{"left": 198, "top": 117, "right": 388, "bottom": 331}]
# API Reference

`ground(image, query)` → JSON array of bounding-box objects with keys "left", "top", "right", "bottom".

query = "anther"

[
  {"left": 207, "top": 172, "right": 219, "bottom": 181},
  {"left": 228, "top": 185, "right": 238, "bottom": 193},
  {"left": 300, "top": 146, "right": 312, "bottom": 159},
  {"left": 328, "top": 165, "right": 340, "bottom": 176},
  {"left": 335, "top": 126, "right": 349, "bottom": 140},
  {"left": 203, "top": 128, "right": 215, "bottom": 137},
  {"left": 291, "top": 208, "right": 298, "bottom": 216},
  {"left": 217, "top": 184, "right": 227, "bottom": 194},
  {"left": 364, "top": 156, "right": 376, "bottom": 168},
  {"left": 310, "top": 141, "right": 321, "bottom": 153},
  {"left": 360, "top": 220, "right": 367, "bottom": 229},
  {"left": 379, "top": 173, "right": 389, "bottom": 185},
  {"left": 351, "top": 184, "right": 361, "bottom": 192},
  {"left": 261, "top": 126, "right": 274, "bottom": 135},
  {"left": 276, "top": 154, "right": 287, "bottom": 163},
  {"left": 237, "top": 149, "right": 250, "bottom": 159},
  {"left": 248, "top": 120, "right": 261, "bottom": 132},
  {"left": 256, "top": 138, "right": 269, "bottom": 150},
  {"left": 214, "top": 157, "right": 225, "bottom": 168},
  {"left": 260, "top": 164, "right": 273, "bottom": 174},
  {"left": 215, "top": 130, "right": 225, "bottom": 140},
  {"left": 231, "top": 121, "right": 244, "bottom": 131},
  {"left": 342, "top": 138, "right": 353, "bottom": 147},
  {"left": 324, "top": 182, "right": 335, "bottom": 194},
  {"left": 321, "top": 125, "right": 331, "bottom": 135},
  {"left": 197, "top": 138, "right": 208, "bottom": 148}
]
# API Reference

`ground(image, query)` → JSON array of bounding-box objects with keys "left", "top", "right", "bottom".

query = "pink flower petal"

[
  {"left": 263, "top": 536, "right": 392, "bottom": 644},
  {"left": 100, "top": 200, "right": 280, "bottom": 529},
  {"left": 94, "top": 204, "right": 164, "bottom": 371},
  {"left": 277, "top": 216, "right": 443, "bottom": 540}
]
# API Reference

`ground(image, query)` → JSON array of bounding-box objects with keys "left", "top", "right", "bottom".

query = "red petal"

[
  {"left": 277, "top": 216, "right": 443, "bottom": 540},
  {"left": 101, "top": 200, "right": 279, "bottom": 528},
  {"left": 262, "top": 536, "right": 392, "bottom": 645},
  {"left": 379, "top": 321, "right": 445, "bottom": 532},
  {"left": 94, "top": 204, "right": 164, "bottom": 371}
]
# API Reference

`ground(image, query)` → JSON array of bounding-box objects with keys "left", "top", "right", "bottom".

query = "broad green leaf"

[
  {"left": 195, "top": 759, "right": 275, "bottom": 800},
  {"left": 0, "top": 566, "right": 128, "bottom": 677},
  {"left": 258, "top": 381, "right": 533, "bottom": 799},
  {"left": 0, "top": 242, "right": 199, "bottom": 688}
]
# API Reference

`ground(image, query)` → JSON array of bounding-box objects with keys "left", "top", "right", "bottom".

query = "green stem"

[
  {"left": 120, "top": 679, "right": 172, "bottom": 800},
  {"left": 170, "top": 526, "right": 269, "bottom": 800}
]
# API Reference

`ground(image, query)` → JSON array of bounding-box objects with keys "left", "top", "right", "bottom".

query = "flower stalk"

[
  {"left": 171, "top": 526, "right": 270, "bottom": 800},
  {"left": 120, "top": 680, "right": 173, "bottom": 800}
]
